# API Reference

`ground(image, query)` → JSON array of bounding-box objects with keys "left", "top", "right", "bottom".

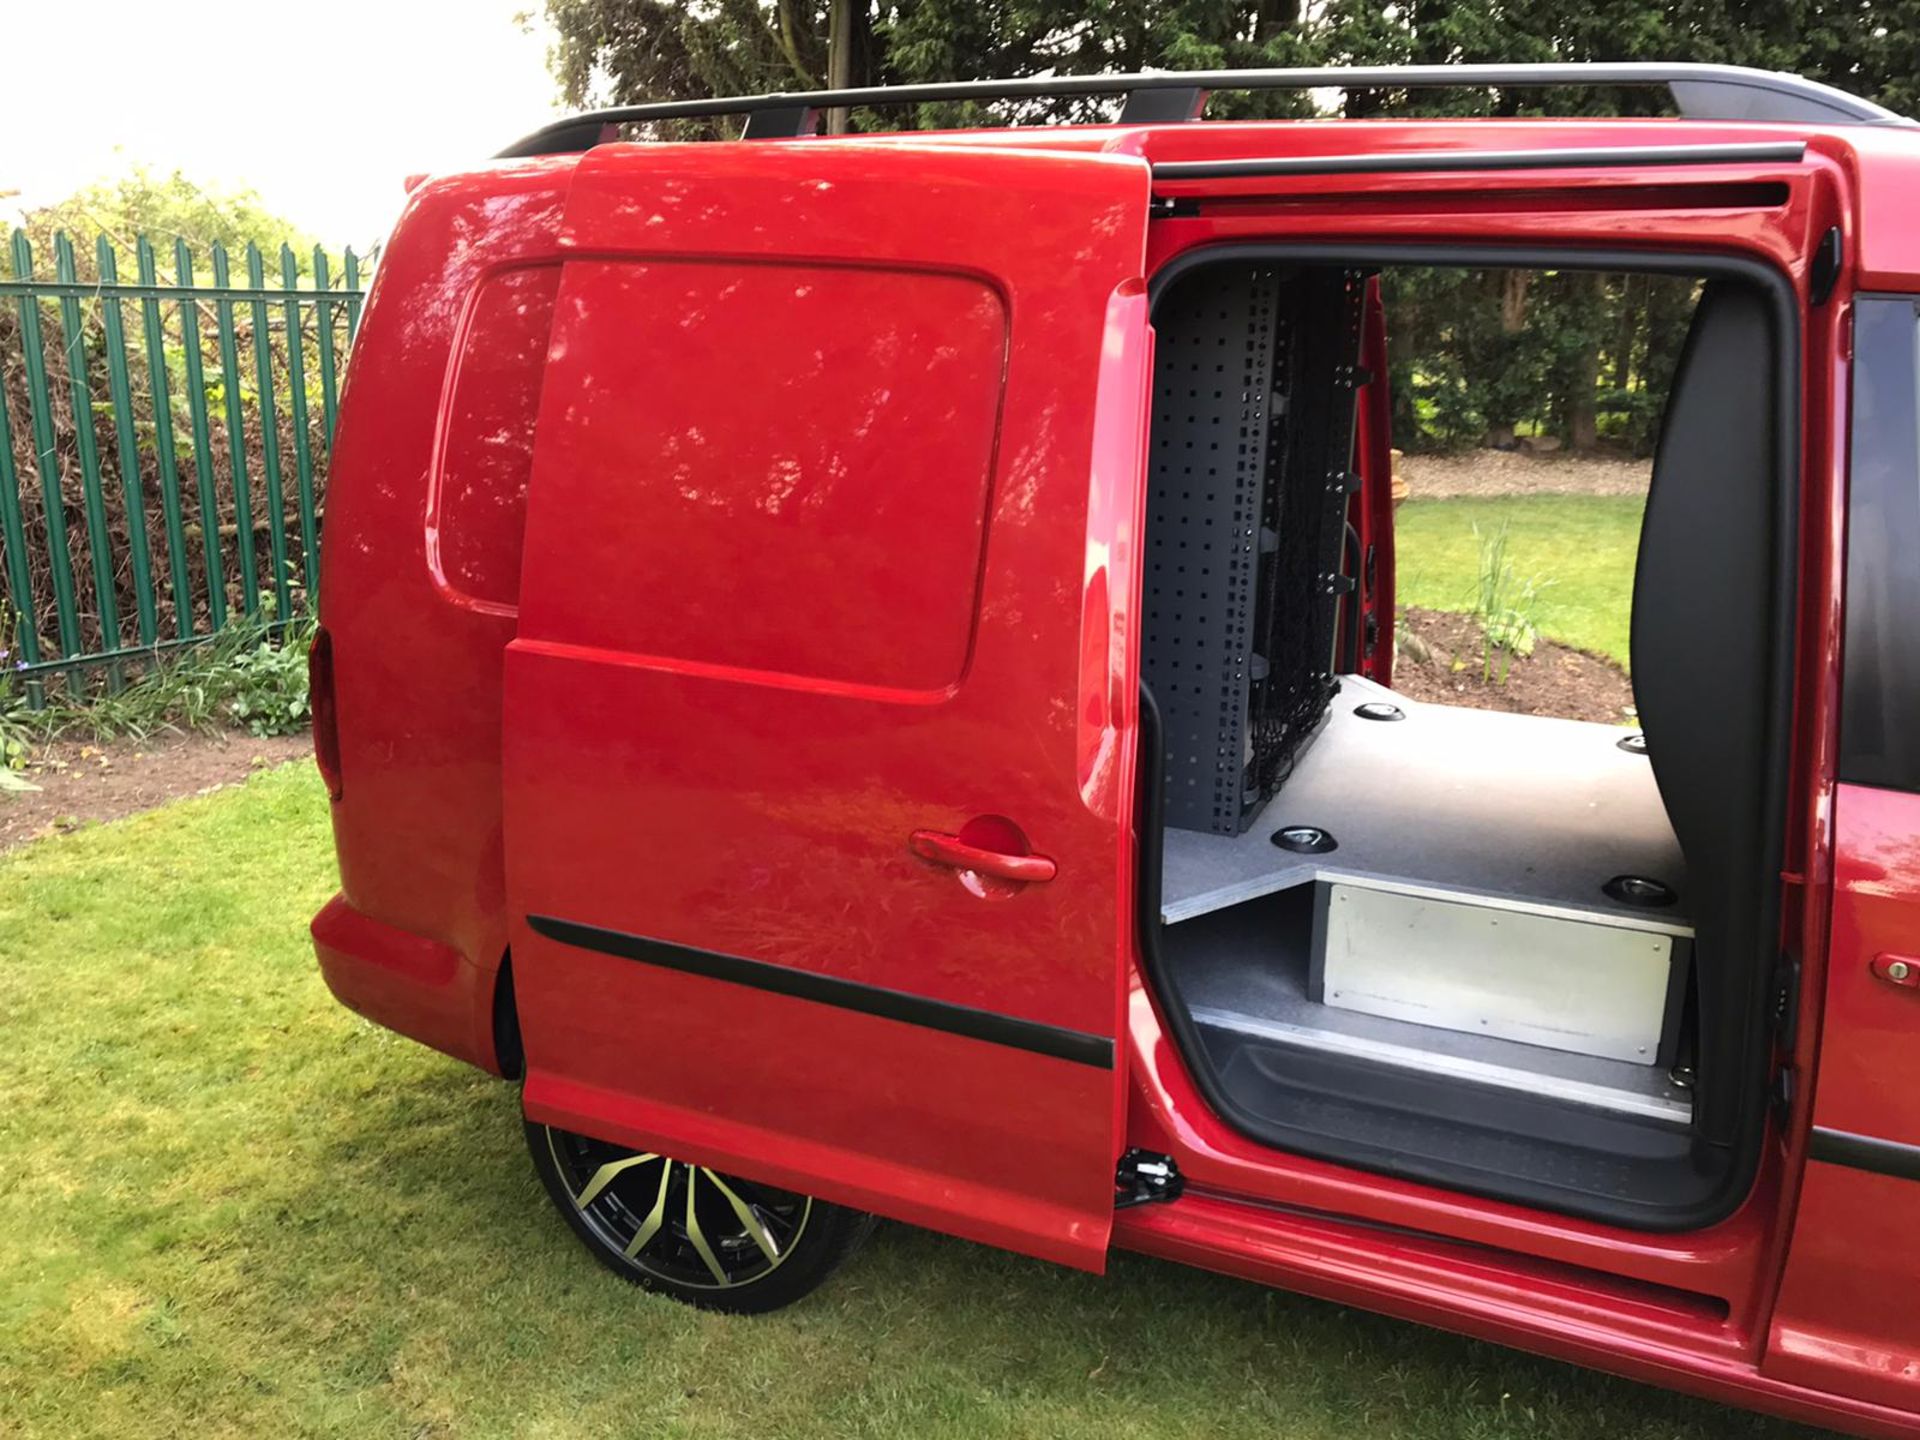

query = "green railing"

[{"left": 0, "top": 229, "right": 365, "bottom": 700}]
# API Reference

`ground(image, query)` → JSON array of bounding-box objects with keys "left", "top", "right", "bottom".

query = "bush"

[
  {"left": 219, "top": 624, "right": 314, "bottom": 737},
  {"left": 0, "top": 606, "right": 32, "bottom": 774},
  {"left": 1384, "top": 267, "right": 1700, "bottom": 456},
  {"left": 1471, "top": 521, "right": 1553, "bottom": 684},
  {"left": 0, "top": 598, "right": 317, "bottom": 753}
]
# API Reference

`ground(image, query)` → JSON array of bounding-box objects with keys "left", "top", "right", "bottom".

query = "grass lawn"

[
  {"left": 0, "top": 766, "right": 1815, "bottom": 1439},
  {"left": 1394, "top": 495, "right": 1644, "bottom": 667}
]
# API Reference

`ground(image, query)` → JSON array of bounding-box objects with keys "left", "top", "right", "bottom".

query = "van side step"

[{"left": 1190, "top": 1004, "right": 1692, "bottom": 1123}]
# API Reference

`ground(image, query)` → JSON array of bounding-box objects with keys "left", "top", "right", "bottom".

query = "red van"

[{"left": 310, "top": 63, "right": 1920, "bottom": 1436}]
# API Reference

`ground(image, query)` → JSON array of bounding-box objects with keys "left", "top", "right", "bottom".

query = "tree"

[
  {"left": 19, "top": 167, "right": 320, "bottom": 278},
  {"left": 541, "top": 0, "right": 1916, "bottom": 134},
  {"left": 539, "top": 0, "right": 1323, "bottom": 127}
]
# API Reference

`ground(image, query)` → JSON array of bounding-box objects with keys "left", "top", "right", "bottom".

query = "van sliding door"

[{"left": 501, "top": 142, "right": 1153, "bottom": 1270}]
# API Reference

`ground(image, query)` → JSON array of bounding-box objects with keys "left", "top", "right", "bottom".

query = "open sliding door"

[{"left": 503, "top": 141, "right": 1153, "bottom": 1269}]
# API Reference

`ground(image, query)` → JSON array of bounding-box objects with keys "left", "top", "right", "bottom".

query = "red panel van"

[{"left": 310, "top": 64, "right": 1920, "bottom": 1436}]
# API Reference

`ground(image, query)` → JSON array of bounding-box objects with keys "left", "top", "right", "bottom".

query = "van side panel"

[
  {"left": 315, "top": 158, "right": 574, "bottom": 1071},
  {"left": 1764, "top": 785, "right": 1920, "bottom": 1411}
]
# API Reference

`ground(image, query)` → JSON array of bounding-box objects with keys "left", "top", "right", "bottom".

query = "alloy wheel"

[{"left": 539, "top": 1126, "right": 813, "bottom": 1290}]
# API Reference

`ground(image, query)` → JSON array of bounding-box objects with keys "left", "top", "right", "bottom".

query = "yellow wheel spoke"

[
  {"left": 621, "top": 1160, "right": 674, "bottom": 1259},
  {"left": 683, "top": 1165, "right": 731, "bottom": 1284},
  {"left": 573, "top": 1151, "right": 660, "bottom": 1210},
  {"left": 701, "top": 1167, "right": 782, "bottom": 1264}
]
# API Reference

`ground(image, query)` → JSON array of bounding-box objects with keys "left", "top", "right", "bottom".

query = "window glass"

[
  {"left": 432, "top": 265, "right": 560, "bottom": 611},
  {"left": 1841, "top": 298, "right": 1920, "bottom": 791}
]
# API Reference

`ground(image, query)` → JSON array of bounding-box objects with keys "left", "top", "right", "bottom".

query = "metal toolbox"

[{"left": 1309, "top": 879, "right": 1691, "bottom": 1066}]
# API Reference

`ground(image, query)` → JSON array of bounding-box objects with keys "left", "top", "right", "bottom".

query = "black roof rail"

[{"left": 497, "top": 63, "right": 1904, "bottom": 159}]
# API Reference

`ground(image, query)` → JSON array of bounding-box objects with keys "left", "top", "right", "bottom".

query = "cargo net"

[{"left": 1246, "top": 267, "right": 1370, "bottom": 806}]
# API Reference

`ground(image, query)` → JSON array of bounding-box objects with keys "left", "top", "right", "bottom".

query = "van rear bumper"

[{"left": 311, "top": 894, "right": 502, "bottom": 1074}]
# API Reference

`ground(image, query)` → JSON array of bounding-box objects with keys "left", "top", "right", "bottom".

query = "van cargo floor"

[
  {"left": 1155, "top": 885, "right": 1723, "bottom": 1224},
  {"left": 1159, "top": 677, "right": 1690, "bottom": 932}
]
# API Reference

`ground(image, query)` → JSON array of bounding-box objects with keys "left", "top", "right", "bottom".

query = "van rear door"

[{"left": 502, "top": 141, "right": 1153, "bottom": 1271}]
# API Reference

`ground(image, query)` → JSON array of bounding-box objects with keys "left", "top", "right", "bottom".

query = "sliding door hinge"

[{"left": 1115, "top": 1149, "right": 1184, "bottom": 1209}]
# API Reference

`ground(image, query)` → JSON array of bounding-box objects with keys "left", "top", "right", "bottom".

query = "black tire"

[{"left": 525, "top": 1119, "right": 875, "bottom": 1313}]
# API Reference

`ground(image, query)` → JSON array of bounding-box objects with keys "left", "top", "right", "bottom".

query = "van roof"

[{"left": 498, "top": 63, "right": 1909, "bottom": 159}]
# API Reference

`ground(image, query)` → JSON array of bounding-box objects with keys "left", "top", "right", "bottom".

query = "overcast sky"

[{"left": 1, "top": 0, "right": 563, "bottom": 249}]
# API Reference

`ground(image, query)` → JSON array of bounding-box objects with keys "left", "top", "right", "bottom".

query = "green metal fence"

[{"left": 0, "top": 229, "right": 365, "bottom": 701}]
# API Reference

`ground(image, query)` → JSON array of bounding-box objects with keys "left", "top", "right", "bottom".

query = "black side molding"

[
  {"left": 1809, "top": 1126, "right": 1920, "bottom": 1182},
  {"left": 527, "top": 915, "right": 1114, "bottom": 1069},
  {"left": 1150, "top": 141, "right": 1806, "bottom": 185}
]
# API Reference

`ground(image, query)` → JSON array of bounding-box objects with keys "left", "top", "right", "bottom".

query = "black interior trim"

[
  {"left": 1632, "top": 278, "right": 1780, "bottom": 1146},
  {"left": 1137, "top": 240, "right": 1800, "bottom": 1232},
  {"left": 1810, "top": 1126, "right": 1920, "bottom": 1181},
  {"left": 527, "top": 914, "right": 1115, "bottom": 1069}
]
